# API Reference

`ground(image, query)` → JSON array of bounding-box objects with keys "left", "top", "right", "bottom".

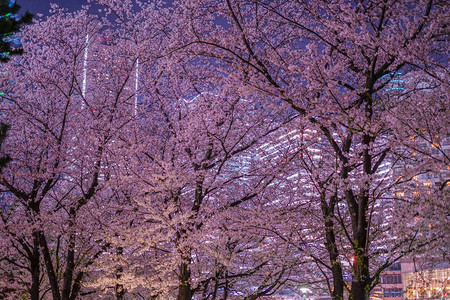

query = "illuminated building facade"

[
  {"left": 370, "top": 262, "right": 414, "bottom": 300},
  {"left": 403, "top": 265, "right": 450, "bottom": 300},
  {"left": 80, "top": 34, "right": 140, "bottom": 116}
]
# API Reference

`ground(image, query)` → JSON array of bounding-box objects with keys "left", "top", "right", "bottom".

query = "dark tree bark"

[
  {"left": 321, "top": 195, "right": 344, "bottom": 300},
  {"left": 39, "top": 231, "right": 61, "bottom": 300},
  {"left": 115, "top": 246, "right": 125, "bottom": 300},
  {"left": 178, "top": 260, "right": 192, "bottom": 300},
  {"left": 29, "top": 232, "right": 40, "bottom": 300}
]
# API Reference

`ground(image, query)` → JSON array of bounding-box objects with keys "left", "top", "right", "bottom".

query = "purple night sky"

[{"left": 18, "top": 0, "right": 89, "bottom": 16}]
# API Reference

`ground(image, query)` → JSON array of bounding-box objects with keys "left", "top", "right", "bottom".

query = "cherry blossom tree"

[
  {"left": 0, "top": 1, "right": 447, "bottom": 300},
  {"left": 0, "top": 6, "right": 141, "bottom": 299},
  {"left": 171, "top": 0, "right": 449, "bottom": 299},
  {"left": 87, "top": 52, "right": 304, "bottom": 298},
  {"left": 0, "top": 2, "right": 301, "bottom": 298}
]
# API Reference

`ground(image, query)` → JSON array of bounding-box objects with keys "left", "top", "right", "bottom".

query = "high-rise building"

[{"left": 79, "top": 34, "right": 140, "bottom": 117}]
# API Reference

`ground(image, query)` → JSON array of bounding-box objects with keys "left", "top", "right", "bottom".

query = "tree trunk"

[
  {"left": 349, "top": 132, "right": 372, "bottom": 300},
  {"left": 350, "top": 254, "right": 370, "bottom": 300},
  {"left": 62, "top": 231, "right": 76, "bottom": 300},
  {"left": 69, "top": 271, "right": 84, "bottom": 300},
  {"left": 348, "top": 196, "right": 370, "bottom": 300},
  {"left": 39, "top": 231, "right": 61, "bottom": 300},
  {"left": 115, "top": 283, "right": 125, "bottom": 300},
  {"left": 115, "top": 246, "right": 125, "bottom": 300},
  {"left": 325, "top": 218, "right": 344, "bottom": 300},
  {"left": 30, "top": 232, "right": 40, "bottom": 300},
  {"left": 177, "top": 178, "right": 203, "bottom": 300},
  {"left": 178, "top": 261, "right": 192, "bottom": 300},
  {"left": 223, "top": 270, "right": 229, "bottom": 300},
  {"left": 321, "top": 194, "right": 344, "bottom": 300}
]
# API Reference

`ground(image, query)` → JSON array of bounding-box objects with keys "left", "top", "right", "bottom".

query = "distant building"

[
  {"left": 370, "top": 262, "right": 450, "bottom": 300},
  {"left": 78, "top": 34, "right": 140, "bottom": 117},
  {"left": 370, "top": 262, "right": 414, "bottom": 300},
  {"left": 403, "top": 264, "right": 450, "bottom": 300}
]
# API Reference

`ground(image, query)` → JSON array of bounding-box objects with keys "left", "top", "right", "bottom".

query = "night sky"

[{"left": 18, "top": 0, "right": 89, "bottom": 16}]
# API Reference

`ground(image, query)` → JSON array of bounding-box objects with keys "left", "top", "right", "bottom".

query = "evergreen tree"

[
  {"left": 0, "top": 0, "right": 32, "bottom": 62},
  {"left": 0, "top": 0, "right": 31, "bottom": 169},
  {"left": 0, "top": 1, "right": 31, "bottom": 176}
]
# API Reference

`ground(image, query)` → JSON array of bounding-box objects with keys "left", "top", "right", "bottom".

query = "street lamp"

[{"left": 300, "top": 287, "right": 312, "bottom": 300}]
